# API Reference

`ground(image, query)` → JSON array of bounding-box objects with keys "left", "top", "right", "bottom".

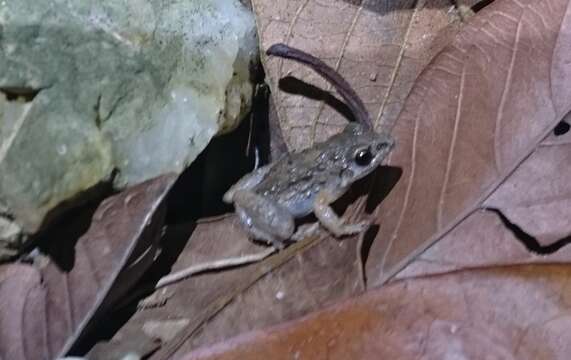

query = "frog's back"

[{"left": 253, "top": 145, "right": 343, "bottom": 217}]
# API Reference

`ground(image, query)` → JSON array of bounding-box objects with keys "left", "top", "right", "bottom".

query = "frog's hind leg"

[
  {"left": 223, "top": 164, "right": 273, "bottom": 204},
  {"left": 290, "top": 222, "right": 320, "bottom": 242},
  {"left": 233, "top": 189, "right": 295, "bottom": 249}
]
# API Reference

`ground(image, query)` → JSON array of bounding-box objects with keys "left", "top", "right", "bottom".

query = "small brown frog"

[{"left": 224, "top": 44, "right": 395, "bottom": 249}]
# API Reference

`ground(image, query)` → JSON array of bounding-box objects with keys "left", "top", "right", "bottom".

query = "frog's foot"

[
  {"left": 291, "top": 222, "right": 320, "bottom": 242},
  {"left": 247, "top": 225, "right": 286, "bottom": 250},
  {"left": 455, "top": 3, "right": 475, "bottom": 21},
  {"left": 336, "top": 220, "right": 369, "bottom": 235},
  {"left": 314, "top": 190, "right": 370, "bottom": 237}
]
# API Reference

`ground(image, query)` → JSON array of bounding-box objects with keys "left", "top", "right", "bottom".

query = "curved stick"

[
  {"left": 155, "top": 247, "right": 277, "bottom": 289},
  {"left": 267, "top": 43, "right": 373, "bottom": 129}
]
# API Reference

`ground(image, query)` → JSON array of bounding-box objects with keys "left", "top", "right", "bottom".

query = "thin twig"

[
  {"left": 155, "top": 247, "right": 277, "bottom": 290},
  {"left": 195, "top": 213, "right": 234, "bottom": 224}
]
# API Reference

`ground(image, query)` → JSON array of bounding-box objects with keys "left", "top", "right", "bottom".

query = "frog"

[{"left": 223, "top": 43, "right": 395, "bottom": 249}]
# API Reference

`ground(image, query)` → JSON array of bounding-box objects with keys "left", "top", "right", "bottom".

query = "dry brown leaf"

[
  {"left": 365, "top": 0, "right": 571, "bottom": 285},
  {"left": 102, "top": 0, "right": 571, "bottom": 356},
  {"left": 123, "top": 216, "right": 359, "bottom": 359},
  {"left": 103, "top": 0, "right": 571, "bottom": 358},
  {"left": 253, "top": 0, "right": 464, "bottom": 149},
  {"left": 181, "top": 264, "right": 571, "bottom": 360},
  {"left": 396, "top": 209, "right": 571, "bottom": 280},
  {"left": 484, "top": 141, "right": 571, "bottom": 247},
  {"left": 0, "top": 265, "right": 45, "bottom": 360},
  {"left": 0, "top": 174, "right": 175, "bottom": 360},
  {"left": 173, "top": 131, "right": 571, "bottom": 357},
  {"left": 112, "top": 218, "right": 266, "bottom": 356},
  {"left": 171, "top": 226, "right": 363, "bottom": 356},
  {"left": 97, "top": 218, "right": 247, "bottom": 357},
  {"left": 395, "top": 132, "right": 571, "bottom": 279}
]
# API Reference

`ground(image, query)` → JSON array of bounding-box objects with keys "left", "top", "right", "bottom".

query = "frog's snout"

[{"left": 374, "top": 134, "right": 395, "bottom": 157}]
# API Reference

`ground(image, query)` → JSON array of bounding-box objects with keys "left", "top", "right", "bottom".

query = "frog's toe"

[
  {"left": 342, "top": 221, "right": 370, "bottom": 234},
  {"left": 291, "top": 222, "right": 321, "bottom": 242}
]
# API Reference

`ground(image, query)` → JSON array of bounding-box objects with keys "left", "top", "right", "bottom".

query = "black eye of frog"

[{"left": 354, "top": 147, "right": 373, "bottom": 166}]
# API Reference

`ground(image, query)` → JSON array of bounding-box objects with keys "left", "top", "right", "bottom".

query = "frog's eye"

[{"left": 354, "top": 147, "right": 373, "bottom": 166}]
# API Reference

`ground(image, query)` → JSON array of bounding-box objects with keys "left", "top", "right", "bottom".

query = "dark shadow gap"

[
  {"left": 553, "top": 120, "right": 570, "bottom": 136},
  {"left": 71, "top": 222, "right": 197, "bottom": 353},
  {"left": 278, "top": 76, "right": 356, "bottom": 123},
  {"left": 360, "top": 224, "right": 380, "bottom": 284},
  {"left": 33, "top": 180, "right": 114, "bottom": 271},
  {"left": 487, "top": 208, "right": 571, "bottom": 254},
  {"left": 165, "top": 86, "right": 268, "bottom": 224},
  {"left": 337, "top": 0, "right": 495, "bottom": 16},
  {"left": 359, "top": 166, "right": 402, "bottom": 273},
  {"left": 1, "top": 86, "right": 41, "bottom": 102},
  {"left": 365, "top": 166, "right": 402, "bottom": 214},
  {"left": 312, "top": 166, "right": 402, "bottom": 261},
  {"left": 331, "top": 165, "right": 401, "bottom": 219},
  {"left": 322, "top": 166, "right": 401, "bottom": 280},
  {"left": 472, "top": 0, "right": 496, "bottom": 13}
]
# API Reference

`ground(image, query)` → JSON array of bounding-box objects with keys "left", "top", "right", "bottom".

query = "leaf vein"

[
  {"left": 437, "top": 61, "right": 466, "bottom": 230},
  {"left": 494, "top": 13, "right": 523, "bottom": 172}
]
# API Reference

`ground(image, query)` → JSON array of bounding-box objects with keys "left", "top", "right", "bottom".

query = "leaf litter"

[
  {"left": 88, "top": 1, "right": 469, "bottom": 358},
  {"left": 175, "top": 0, "right": 571, "bottom": 358},
  {"left": 4, "top": 0, "right": 571, "bottom": 358},
  {"left": 0, "top": 174, "right": 176, "bottom": 359}
]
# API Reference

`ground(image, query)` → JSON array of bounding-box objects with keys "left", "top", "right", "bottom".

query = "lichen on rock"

[{"left": 0, "top": 0, "right": 259, "bottom": 259}]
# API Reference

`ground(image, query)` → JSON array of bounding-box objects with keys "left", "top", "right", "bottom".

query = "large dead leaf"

[
  {"left": 181, "top": 264, "right": 571, "bottom": 360},
  {"left": 396, "top": 133, "right": 571, "bottom": 279},
  {"left": 115, "top": 214, "right": 359, "bottom": 359},
  {"left": 109, "top": 218, "right": 270, "bottom": 358},
  {"left": 173, "top": 127, "right": 571, "bottom": 357},
  {"left": 169, "top": 0, "right": 571, "bottom": 357},
  {"left": 365, "top": 0, "right": 571, "bottom": 285},
  {"left": 0, "top": 174, "right": 175, "bottom": 359},
  {"left": 396, "top": 209, "right": 571, "bottom": 280},
  {"left": 253, "top": 0, "right": 466, "bottom": 149},
  {"left": 484, "top": 139, "right": 571, "bottom": 247},
  {"left": 169, "top": 222, "right": 363, "bottom": 357}
]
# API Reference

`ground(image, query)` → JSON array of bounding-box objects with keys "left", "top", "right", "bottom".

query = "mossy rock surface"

[{"left": 0, "top": 0, "right": 258, "bottom": 258}]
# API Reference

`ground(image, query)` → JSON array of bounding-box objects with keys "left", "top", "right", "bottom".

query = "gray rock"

[{"left": 0, "top": 0, "right": 258, "bottom": 259}]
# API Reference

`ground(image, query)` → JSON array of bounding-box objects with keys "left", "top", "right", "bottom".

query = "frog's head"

[{"left": 339, "top": 123, "right": 395, "bottom": 187}]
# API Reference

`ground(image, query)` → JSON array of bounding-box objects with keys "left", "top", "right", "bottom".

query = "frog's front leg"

[
  {"left": 313, "top": 190, "right": 369, "bottom": 237},
  {"left": 232, "top": 190, "right": 295, "bottom": 249}
]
